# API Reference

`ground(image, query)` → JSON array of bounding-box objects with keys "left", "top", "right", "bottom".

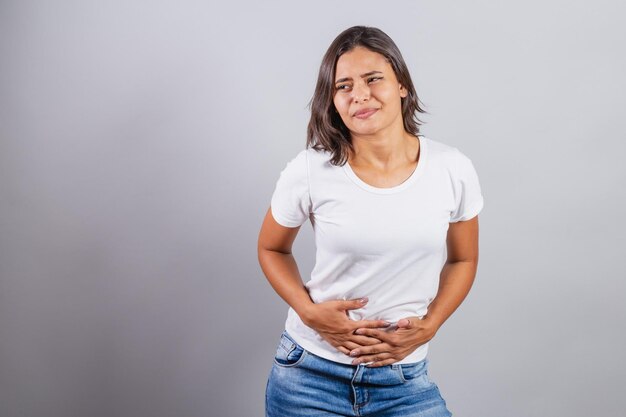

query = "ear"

[{"left": 399, "top": 84, "right": 408, "bottom": 98}]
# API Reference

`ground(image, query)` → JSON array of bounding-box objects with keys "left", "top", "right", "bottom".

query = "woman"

[{"left": 258, "top": 25, "right": 484, "bottom": 416}]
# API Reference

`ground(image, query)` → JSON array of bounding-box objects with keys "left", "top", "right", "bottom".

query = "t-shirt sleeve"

[
  {"left": 449, "top": 148, "right": 484, "bottom": 223},
  {"left": 270, "top": 149, "right": 312, "bottom": 228}
]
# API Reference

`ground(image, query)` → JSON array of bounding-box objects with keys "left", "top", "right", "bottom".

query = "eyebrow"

[{"left": 335, "top": 71, "right": 383, "bottom": 85}]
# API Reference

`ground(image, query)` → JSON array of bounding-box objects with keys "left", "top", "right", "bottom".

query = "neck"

[{"left": 349, "top": 122, "right": 418, "bottom": 170}]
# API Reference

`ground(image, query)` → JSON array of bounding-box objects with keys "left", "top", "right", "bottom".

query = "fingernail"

[
  {"left": 350, "top": 350, "right": 359, "bottom": 357},
  {"left": 358, "top": 297, "right": 368, "bottom": 303}
]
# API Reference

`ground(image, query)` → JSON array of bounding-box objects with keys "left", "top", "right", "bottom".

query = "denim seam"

[
  {"left": 273, "top": 350, "right": 308, "bottom": 368},
  {"left": 394, "top": 364, "right": 407, "bottom": 383},
  {"left": 278, "top": 334, "right": 295, "bottom": 354},
  {"left": 274, "top": 334, "right": 308, "bottom": 368}
]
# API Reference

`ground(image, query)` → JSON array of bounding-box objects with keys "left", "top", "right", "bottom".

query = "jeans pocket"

[
  {"left": 399, "top": 359, "right": 435, "bottom": 391},
  {"left": 273, "top": 331, "right": 307, "bottom": 368}
]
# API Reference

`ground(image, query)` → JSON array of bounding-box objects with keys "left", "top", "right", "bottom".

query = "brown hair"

[{"left": 306, "top": 26, "right": 428, "bottom": 166}]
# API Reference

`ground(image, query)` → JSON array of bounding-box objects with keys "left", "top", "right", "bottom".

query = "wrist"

[
  {"left": 422, "top": 314, "right": 443, "bottom": 336},
  {"left": 296, "top": 302, "right": 318, "bottom": 327}
]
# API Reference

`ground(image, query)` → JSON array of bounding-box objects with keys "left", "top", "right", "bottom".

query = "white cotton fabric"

[{"left": 269, "top": 135, "right": 484, "bottom": 365}]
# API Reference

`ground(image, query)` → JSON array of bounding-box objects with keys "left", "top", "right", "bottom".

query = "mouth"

[{"left": 353, "top": 108, "right": 379, "bottom": 119}]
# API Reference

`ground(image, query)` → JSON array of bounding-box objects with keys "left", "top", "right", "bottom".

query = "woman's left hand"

[{"left": 349, "top": 316, "right": 439, "bottom": 367}]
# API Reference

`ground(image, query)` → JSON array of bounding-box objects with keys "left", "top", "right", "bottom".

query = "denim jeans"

[{"left": 266, "top": 330, "right": 453, "bottom": 417}]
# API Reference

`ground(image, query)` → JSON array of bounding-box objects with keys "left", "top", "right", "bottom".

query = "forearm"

[
  {"left": 258, "top": 249, "right": 315, "bottom": 320},
  {"left": 424, "top": 260, "right": 477, "bottom": 330}
]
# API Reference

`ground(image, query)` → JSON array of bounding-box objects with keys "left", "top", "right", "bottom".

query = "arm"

[
  {"left": 257, "top": 206, "right": 390, "bottom": 355},
  {"left": 424, "top": 214, "right": 480, "bottom": 330},
  {"left": 257, "top": 207, "right": 314, "bottom": 318},
  {"left": 349, "top": 215, "right": 480, "bottom": 367}
]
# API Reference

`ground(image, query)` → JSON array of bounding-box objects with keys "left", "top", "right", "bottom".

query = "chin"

[{"left": 348, "top": 126, "right": 381, "bottom": 136}]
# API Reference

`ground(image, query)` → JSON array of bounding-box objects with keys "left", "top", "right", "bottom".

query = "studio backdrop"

[{"left": 1, "top": 1, "right": 624, "bottom": 416}]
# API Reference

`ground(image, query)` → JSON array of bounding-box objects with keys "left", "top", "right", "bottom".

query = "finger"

[
  {"left": 342, "top": 297, "right": 368, "bottom": 311},
  {"left": 353, "top": 319, "right": 391, "bottom": 329},
  {"left": 352, "top": 352, "right": 393, "bottom": 366},
  {"left": 396, "top": 318, "right": 412, "bottom": 328},
  {"left": 366, "top": 358, "right": 397, "bottom": 368},
  {"left": 397, "top": 316, "right": 425, "bottom": 329},
  {"left": 342, "top": 341, "right": 363, "bottom": 351},
  {"left": 330, "top": 336, "right": 380, "bottom": 354},
  {"left": 350, "top": 335, "right": 382, "bottom": 346},
  {"left": 337, "top": 346, "right": 351, "bottom": 355},
  {"left": 352, "top": 327, "right": 387, "bottom": 340},
  {"left": 349, "top": 343, "right": 391, "bottom": 359},
  {"left": 340, "top": 337, "right": 380, "bottom": 353}
]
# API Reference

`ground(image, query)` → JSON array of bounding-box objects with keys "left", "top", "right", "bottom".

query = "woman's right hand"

[{"left": 300, "top": 297, "right": 391, "bottom": 356}]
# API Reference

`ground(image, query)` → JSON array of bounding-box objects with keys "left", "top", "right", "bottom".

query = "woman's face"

[{"left": 333, "top": 46, "right": 407, "bottom": 138}]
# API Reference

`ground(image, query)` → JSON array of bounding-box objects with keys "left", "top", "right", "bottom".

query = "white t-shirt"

[{"left": 269, "top": 135, "right": 484, "bottom": 365}]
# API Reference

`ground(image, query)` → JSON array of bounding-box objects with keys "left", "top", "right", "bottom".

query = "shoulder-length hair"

[{"left": 306, "top": 26, "right": 428, "bottom": 166}]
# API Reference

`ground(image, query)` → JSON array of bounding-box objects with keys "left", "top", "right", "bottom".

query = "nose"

[{"left": 352, "top": 81, "right": 370, "bottom": 103}]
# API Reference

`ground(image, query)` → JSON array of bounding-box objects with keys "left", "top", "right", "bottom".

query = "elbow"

[{"left": 445, "top": 253, "right": 479, "bottom": 266}]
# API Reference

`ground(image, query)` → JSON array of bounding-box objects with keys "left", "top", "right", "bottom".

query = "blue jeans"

[{"left": 266, "top": 330, "right": 453, "bottom": 417}]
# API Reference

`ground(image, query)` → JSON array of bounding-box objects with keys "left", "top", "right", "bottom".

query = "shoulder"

[
  {"left": 423, "top": 136, "right": 476, "bottom": 171},
  {"left": 281, "top": 147, "right": 333, "bottom": 165},
  {"left": 276, "top": 147, "right": 333, "bottom": 183},
  {"left": 277, "top": 148, "right": 308, "bottom": 175},
  {"left": 303, "top": 146, "right": 337, "bottom": 173}
]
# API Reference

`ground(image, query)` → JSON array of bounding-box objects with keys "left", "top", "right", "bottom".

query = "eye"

[
  {"left": 368, "top": 76, "right": 382, "bottom": 83},
  {"left": 336, "top": 84, "right": 352, "bottom": 91}
]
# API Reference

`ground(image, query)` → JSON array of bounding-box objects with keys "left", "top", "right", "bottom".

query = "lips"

[{"left": 353, "top": 108, "right": 379, "bottom": 119}]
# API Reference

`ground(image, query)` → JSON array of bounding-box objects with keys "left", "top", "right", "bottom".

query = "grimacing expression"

[{"left": 333, "top": 46, "right": 408, "bottom": 137}]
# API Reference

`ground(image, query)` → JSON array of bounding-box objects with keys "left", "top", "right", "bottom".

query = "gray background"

[{"left": 1, "top": 1, "right": 624, "bottom": 416}]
